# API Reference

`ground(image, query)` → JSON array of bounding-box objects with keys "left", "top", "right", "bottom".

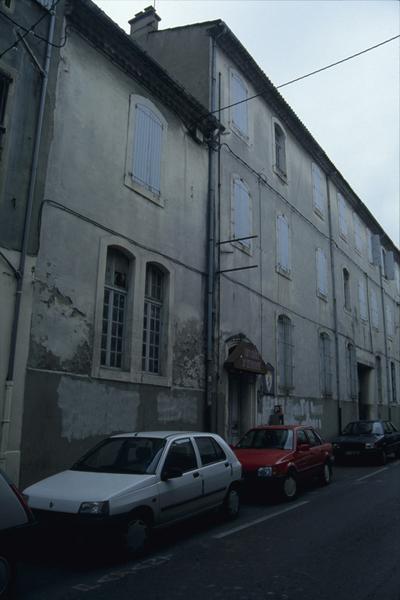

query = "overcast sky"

[{"left": 95, "top": 0, "right": 399, "bottom": 246}]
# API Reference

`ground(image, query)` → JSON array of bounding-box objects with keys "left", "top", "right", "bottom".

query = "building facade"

[
  {"left": 18, "top": 0, "right": 219, "bottom": 486},
  {"left": 134, "top": 11, "right": 400, "bottom": 442}
]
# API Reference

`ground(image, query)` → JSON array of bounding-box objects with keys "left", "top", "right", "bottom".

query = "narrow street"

[{"left": 17, "top": 460, "right": 400, "bottom": 600}]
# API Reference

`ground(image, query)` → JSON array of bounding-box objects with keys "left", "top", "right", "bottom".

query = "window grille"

[
  {"left": 101, "top": 248, "right": 129, "bottom": 369},
  {"left": 142, "top": 264, "right": 164, "bottom": 374}
]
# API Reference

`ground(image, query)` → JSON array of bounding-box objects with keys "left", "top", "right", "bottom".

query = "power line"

[
  {"left": 0, "top": 0, "right": 62, "bottom": 59},
  {"left": 207, "top": 34, "right": 400, "bottom": 120},
  {"left": 0, "top": 7, "right": 68, "bottom": 49}
]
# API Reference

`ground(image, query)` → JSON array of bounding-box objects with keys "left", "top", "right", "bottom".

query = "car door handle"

[{"left": 193, "top": 472, "right": 200, "bottom": 478}]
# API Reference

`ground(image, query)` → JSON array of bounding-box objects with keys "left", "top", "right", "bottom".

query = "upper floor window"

[
  {"left": 316, "top": 248, "right": 328, "bottom": 299},
  {"left": 274, "top": 122, "right": 287, "bottom": 177},
  {"left": 101, "top": 248, "right": 131, "bottom": 369},
  {"left": 232, "top": 177, "right": 252, "bottom": 250},
  {"left": 0, "top": 71, "right": 11, "bottom": 158},
  {"left": 319, "top": 333, "right": 332, "bottom": 397},
  {"left": 343, "top": 268, "right": 351, "bottom": 311},
  {"left": 230, "top": 71, "right": 248, "bottom": 137},
  {"left": 370, "top": 288, "right": 379, "bottom": 329},
  {"left": 358, "top": 278, "right": 368, "bottom": 322},
  {"left": 142, "top": 264, "right": 166, "bottom": 374},
  {"left": 385, "top": 303, "right": 393, "bottom": 338},
  {"left": 346, "top": 342, "right": 357, "bottom": 399},
  {"left": 311, "top": 162, "right": 326, "bottom": 219},
  {"left": 276, "top": 214, "right": 290, "bottom": 276},
  {"left": 125, "top": 95, "right": 166, "bottom": 204},
  {"left": 277, "top": 315, "right": 294, "bottom": 391},
  {"left": 338, "top": 192, "right": 348, "bottom": 240},
  {"left": 353, "top": 213, "right": 364, "bottom": 254}
]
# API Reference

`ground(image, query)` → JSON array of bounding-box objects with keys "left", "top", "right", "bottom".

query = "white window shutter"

[
  {"left": 338, "top": 193, "right": 348, "bottom": 238},
  {"left": 358, "top": 279, "right": 368, "bottom": 321},
  {"left": 132, "top": 104, "right": 162, "bottom": 194},
  {"left": 370, "top": 289, "right": 379, "bottom": 329},
  {"left": 234, "top": 179, "right": 251, "bottom": 245},
  {"left": 371, "top": 234, "right": 381, "bottom": 265},
  {"left": 317, "top": 248, "right": 328, "bottom": 297},
  {"left": 231, "top": 72, "right": 248, "bottom": 135},
  {"left": 312, "top": 163, "right": 325, "bottom": 215},
  {"left": 385, "top": 251, "right": 395, "bottom": 280},
  {"left": 277, "top": 215, "right": 290, "bottom": 272}
]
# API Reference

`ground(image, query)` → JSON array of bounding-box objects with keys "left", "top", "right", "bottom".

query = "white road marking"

[
  {"left": 355, "top": 467, "right": 388, "bottom": 482},
  {"left": 213, "top": 501, "right": 310, "bottom": 539}
]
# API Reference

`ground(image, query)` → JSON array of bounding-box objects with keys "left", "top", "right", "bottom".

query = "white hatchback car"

[{"left": 23, "top": 432, "right": 242, "bottom": 552}]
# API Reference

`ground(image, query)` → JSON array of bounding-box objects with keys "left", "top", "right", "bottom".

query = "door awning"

[{"left": 224, "top": 342, "right": 267, "bottom": 374}]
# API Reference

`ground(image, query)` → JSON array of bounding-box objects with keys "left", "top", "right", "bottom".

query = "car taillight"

[{"left": 10, "top": 483, "right": 34, "bottom": 522}]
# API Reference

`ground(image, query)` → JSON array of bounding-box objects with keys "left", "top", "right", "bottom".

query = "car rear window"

[
  {"left": 342, "top": 422, "right": 384, "bottom": 435},
  {"left": 71, "top": 437, "right": 166, "bottom": 474}
]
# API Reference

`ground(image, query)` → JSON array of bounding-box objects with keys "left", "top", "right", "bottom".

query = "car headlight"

[
  {"left": 365, "top": 443, "right": 375, "bottom": 449},
  {"left": 79, "top": 501, "right": 109, "bottom": 515},
  {"left": 257, "top": 466, "right": 273, "bottom": 478}
]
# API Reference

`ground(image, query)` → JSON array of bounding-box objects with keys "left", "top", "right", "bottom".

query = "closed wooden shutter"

[{"left": 132, "top": 103, "right": 162, "bottom": 194}]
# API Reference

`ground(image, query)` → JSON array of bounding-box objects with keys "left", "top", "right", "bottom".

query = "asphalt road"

[{"left": 17, "top": 460, "right": 400, "bottom": 600}]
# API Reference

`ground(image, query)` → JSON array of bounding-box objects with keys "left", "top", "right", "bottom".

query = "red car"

[{"left": 233, "top": 425, "right": 333, "bottom": 500}]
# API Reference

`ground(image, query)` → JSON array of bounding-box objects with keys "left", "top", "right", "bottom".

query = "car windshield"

[
  {"left": 342, "top": 422, "right": 383, "bottom": 436},
  {"left": 237, "top": 429, "right": 294, "bottom": 450},
  {"left": 71, "top": 437, "right": 166, "bottom": 475}
]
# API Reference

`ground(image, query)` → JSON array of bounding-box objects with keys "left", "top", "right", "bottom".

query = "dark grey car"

[{"left": 332, "top": 420, "right": 400, "bottom": 465}]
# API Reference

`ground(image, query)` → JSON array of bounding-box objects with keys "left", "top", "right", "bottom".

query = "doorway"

[
  {"left": 228, "top": 373, "right": 255, "bottom": 445},
  {"left": 357, "top": 363, "right": 372, "bottom": 420}
]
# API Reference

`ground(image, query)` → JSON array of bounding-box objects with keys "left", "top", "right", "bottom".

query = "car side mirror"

[
  {"left": 161, "top": 467, "right": 183, "bottom": 481},
  {"left": 297, "top": 443, "right": 310, "bottom": 452}
]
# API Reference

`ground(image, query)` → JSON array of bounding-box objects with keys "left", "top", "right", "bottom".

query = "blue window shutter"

[
  {"left": 312, "top": 163, "right": 325, "bottom": 215},
  {"left": 133, "top": 104, "right": 162, "bottom": 194},
  {"left": 231, "top": 72, "right": 248, "bottom": 135},
  {"left": 234, "top": 179, "right": 251, "bottom": 245}
]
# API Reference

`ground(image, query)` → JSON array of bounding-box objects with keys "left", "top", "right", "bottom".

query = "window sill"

[
  {"left": 339, "top": 232, "right": 348, "bottom": 243},
  {"left": 230, "top": 122, "right": 250, "bottom": 145},
  {"left": 231, "top": 240, "right": 253, "bottom": 256},
  {"left": 124, "top": 175, "right": 164, "bottom": 208},
  {"left": 313, "top": 206, "right": 325, "bottom": 221},
  {"left": 276, "top": 265, "right": 292, "bottom": 280},
  {"left": 317, "top": 290, "right": 328, "bottom": 302},
  {"left": 273, "top": 165, "right": 288, "bottom": 184},
  {"left": 139, "top": 372, "right": 171, "bottom": 387},
  {"left": 93, "top": 367, "right": 171, "bottom": 387}
]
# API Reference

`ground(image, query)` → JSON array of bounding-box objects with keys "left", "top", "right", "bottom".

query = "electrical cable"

[
  {"left": 0, "top": 0, "right": 62, "bottom": 59},
  {"left": 0, "top": 9, "right": 69, "bottom": 49},
  {"left": 202, "top": 34, "right": 400, "bottom": 121}
]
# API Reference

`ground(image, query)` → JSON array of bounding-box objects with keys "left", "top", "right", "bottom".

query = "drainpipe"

[
  {"left": 326, "top": 174, "right": 342, "bottom": 434},
  {"left": 378, "top": 264, "right": 392, "bottom": 420},
  {"left": 205, "top": 34, "right": 218, "bottom": 431},
  {"left": 0, "top": 8, "right": 57, "bottom": 471}
]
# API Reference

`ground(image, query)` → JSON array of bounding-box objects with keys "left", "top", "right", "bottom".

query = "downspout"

[
  {"left": 326, "top": 174, "right": 342, "bottom": 434},
  {"left": 205, "top": 35, "right": 218, "bottom": 431},
  {"left": 0, "top": 8, "right": 56, "bottom": 470},
  {"left": 378, "top": 264, "right": 392, "bottom": 420}
]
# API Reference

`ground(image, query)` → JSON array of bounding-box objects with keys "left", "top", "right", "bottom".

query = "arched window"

[
  {"left": 101, "top": 248, "right": 130, "bottom": 369},
  {"left": 278, "top": 315, "right": 293, "bottom": 390},
  {"left": 319, "top": 333, "right": 332, "bottom": 396},
  {"left": 142, "top": 264, "right": 166, "bottom": 374},
  {"left": 343, "top": 268, "right": 351, "bottom": 311},
  {"left": 274, "top": 123, "right": 287, "bottom": 176}
]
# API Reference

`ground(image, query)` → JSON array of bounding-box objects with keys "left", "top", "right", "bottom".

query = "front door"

[{"left": 228, "top": 373, "right": 255, "bottom": 445}]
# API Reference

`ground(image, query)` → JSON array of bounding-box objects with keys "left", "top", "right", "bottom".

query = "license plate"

[{"left": 345, "top": 451, "right": 360, "bottom": 456}]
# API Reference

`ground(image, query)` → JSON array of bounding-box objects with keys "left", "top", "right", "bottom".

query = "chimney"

[{"left": 129, "top": 6, "right": 161, "bottom": 40}]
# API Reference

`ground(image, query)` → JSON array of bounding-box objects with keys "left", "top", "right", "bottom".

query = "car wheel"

[
  {"left": 377, "top": 449, "right": 387, "bottom": 466},
  {"left": 0, "top": 556, "right": 11, "bottom": 599},
  {"left": 320, "top": 462, "right": 332, "bottom": 486},
  {"left": 281, "top": 472, "right": 297, "bottom": 501},
  {"left": 222, "top": 486, "right": 240, "bottom": 520},
  {"left": 123, "top": 512, "right": 152, "bottom": 555}
]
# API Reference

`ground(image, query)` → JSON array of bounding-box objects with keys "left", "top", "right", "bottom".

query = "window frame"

[
  {"left": 272, "top": 119, "right": 288, "bottom": 181},
  {"left": 124, "top": 94, "right": 167, "bottom": 207},
  {"left": 277, "top": 314, "right": 294, "bottom": 393},
  {"left": 229, "top": 69, "right": 249, "bottom": 140},
  {"left": 142, "top": 263, "right": 166, "bottom": 376}
]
